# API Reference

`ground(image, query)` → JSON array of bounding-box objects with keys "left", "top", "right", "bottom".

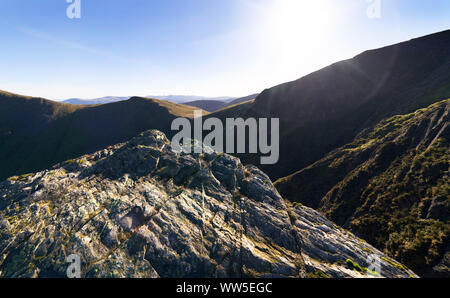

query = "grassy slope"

[
  {"left": 275, "top": 99, "right": 450, "bottom": 277},
  {"left": 226, "top": 94, "right": 258, "bottom": 107},
  {"left": 0, "top": 93, "right": 201, "bottom": 181}
]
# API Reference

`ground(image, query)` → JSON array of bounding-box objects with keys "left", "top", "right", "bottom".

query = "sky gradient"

[{"left": 0, "top": 0, "right": 449, "bottom": 100}]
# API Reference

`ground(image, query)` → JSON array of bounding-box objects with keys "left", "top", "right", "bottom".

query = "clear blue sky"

[{"left": 0, "top": 0, "right": 449, "bottom": 100}]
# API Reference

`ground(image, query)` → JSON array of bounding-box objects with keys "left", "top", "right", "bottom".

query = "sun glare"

[{"left": 259, "top": 0, "right": 338, "bottom": 78}]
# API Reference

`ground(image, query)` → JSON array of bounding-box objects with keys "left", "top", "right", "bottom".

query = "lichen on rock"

[{"left": 0, "top": 130, "right": 417, "bottom": 278}]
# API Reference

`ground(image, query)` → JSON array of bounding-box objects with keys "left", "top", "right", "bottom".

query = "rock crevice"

[{"left": 0, "top": 130, "right": 417, "bottom": 278}]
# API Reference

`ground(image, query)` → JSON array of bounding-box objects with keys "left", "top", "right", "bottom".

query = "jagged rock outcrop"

[{"left": 0, "top": 130, "right": 417, "bottom": 278}]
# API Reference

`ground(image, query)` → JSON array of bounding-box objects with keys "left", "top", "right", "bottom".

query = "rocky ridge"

[{"left": 0, "top": 130, "right": 417, "bottom": 278}]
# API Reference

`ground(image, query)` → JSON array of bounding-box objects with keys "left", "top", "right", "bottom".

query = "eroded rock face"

[{"left": 0, "top": 130, "right": 417, "bottom": 278}]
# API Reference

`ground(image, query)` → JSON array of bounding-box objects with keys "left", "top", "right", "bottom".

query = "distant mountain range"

[
  {"left": 0, "top": 30, "right": 449, "bottom": 277},
  {"left": 149, "top": 95, "right": 236, "bottom": 104},
  {"left": 62, "top": 96, "right": 130, "bottom": 105},
  {"left": 60, "top": 94, "right": 258, "bottom": 113}
]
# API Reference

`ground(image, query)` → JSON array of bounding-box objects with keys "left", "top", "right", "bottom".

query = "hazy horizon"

[
  {"left": 1, "top": 0, "right": 449, "bottom": 100},
  {"left": 53, "top": 94, "right": 242, "bottom": 104}
]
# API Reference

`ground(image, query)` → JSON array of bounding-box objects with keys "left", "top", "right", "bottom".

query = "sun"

[
  {"left": 270, "top": 0, "right": 335, "bottom": 55},
  {"left": 259, "top": 0, "right": 337, "bottom": 75}
]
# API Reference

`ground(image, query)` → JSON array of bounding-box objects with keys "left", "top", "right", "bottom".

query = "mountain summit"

[{"left": 0, "top": 130, "right": 416, "bottom": 278}]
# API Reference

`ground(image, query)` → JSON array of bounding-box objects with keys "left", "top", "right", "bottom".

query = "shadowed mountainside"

[
  {"left": 0, "top": 92, "right": 202, "bottom": 181},
  {"left": 183, "top": 100, "right": 228, "bottom": 112},
  {"left": 275, "top": 99, "right": 450, "bottom": 277},
  {"left": 208, "top": 30, "right": 450, "bottom": 180},
  {"left": 184, "top": 94, "right": 259, "bottom": 112}
]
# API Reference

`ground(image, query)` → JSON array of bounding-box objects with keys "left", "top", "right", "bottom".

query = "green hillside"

[{"left": 275, "top": 99, "right": 449, "bottom": 277}]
